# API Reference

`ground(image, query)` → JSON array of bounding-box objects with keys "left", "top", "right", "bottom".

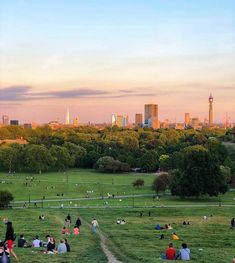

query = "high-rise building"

[
  {"left": 144, "top": 104, "right": 158, "bottom": 128},
  {"left": 111, "top": 114, "right": 116, "bottom": 126},
  {"left": 73, "top": 117, "right": 79, "bottom": 126},
  {"left": 191, "top": 118, "right": 200, "bottom": 129},
  {"left": 184, "top": 113, "right": 190, "bottom": 126},
  {"left": 2, "top": 115, "right": 9, "bottom": 125},
  {"left": 135, "top": 114, "right": 143, "bottom": 127},
  {"left": 116, "top": 115, "right": 123, "bottom": 127},
  {"left": 209, "top": 94, "right": 213, "bottom": 127},
  {"left": 122, "top": 115, "right": 128, "bottom": 127},
  {"left": 66, "top": 107, "right": 70, "bottom": 125},
  {"left": 10, "top": 120, "right": 19, "bottom": 125}
]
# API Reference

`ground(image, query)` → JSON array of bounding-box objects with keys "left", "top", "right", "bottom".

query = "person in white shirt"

[
  {"left": 32, "top": 235, "right": 42, "bottom": 247},
  {"left": 179, "top": 243, "right": 190, "bottom": 261}
]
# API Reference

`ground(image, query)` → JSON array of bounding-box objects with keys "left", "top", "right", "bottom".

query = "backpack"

[{"left": 1, "top": 250, "right": 10, "bottom": 263}]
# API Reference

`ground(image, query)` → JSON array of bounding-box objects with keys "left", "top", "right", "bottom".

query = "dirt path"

[
  {"left": 99, "top": 232, "right": 123, "bottom": 263},
  {"left": 56, "top": 215, "right": 123, "bottom": 263}
]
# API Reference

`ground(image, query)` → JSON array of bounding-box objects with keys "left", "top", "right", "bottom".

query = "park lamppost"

[{"left": 28, "top": 191, "right": 31, "bottom": 204}]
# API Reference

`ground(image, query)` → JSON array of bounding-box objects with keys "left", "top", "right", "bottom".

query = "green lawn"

[
  {"left": 0, "top": 207, "right": 234, "bottom": 263},
  {"left": 0, "top": 169, "right": 235, "bottom": 262}
]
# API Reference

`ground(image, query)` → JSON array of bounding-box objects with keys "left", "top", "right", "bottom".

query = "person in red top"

[{"left": 166, "top": 243, "right": 176, "bottom": 260}]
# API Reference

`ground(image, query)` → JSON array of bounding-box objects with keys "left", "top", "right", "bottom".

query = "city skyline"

[{"left": 0, "top": 0, "right": 235, "bottom": 123}]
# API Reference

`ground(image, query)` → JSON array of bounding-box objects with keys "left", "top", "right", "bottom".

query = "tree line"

[{"left": 0, "top": 125, "right": 234, "bottom": 197}]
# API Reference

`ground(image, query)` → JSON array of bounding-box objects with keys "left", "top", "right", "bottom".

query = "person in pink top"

[{"left": 73, "top": 226, "right": 79, "bottom": 235}]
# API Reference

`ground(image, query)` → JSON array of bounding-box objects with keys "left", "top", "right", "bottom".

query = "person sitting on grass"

[
  {"left": 120, "top": 219, "right": 126, "bottom": 225},
  {"left": 177, "top": 243, "right": 190, "bottom": 261},
  {"left": 172, "top": 232, "right": 179, "bottom": 240},
  {"left": 61, "top": 226, "right": 69, "bottom": 235},
  {"left": 161, "top": 242, "right": 176, "bottom": 260},
  {"left": 160, "top": 234, "right": 165, "bottom": 240},
  {"left": 32, "top": 235, "right": 42, "bottom": 247},
  {"left": 57, "top": 239, "right": 67, "bottom": 254},
  {"left": 155, "top": 224, "right": 162, "bottom": 230},
  {"left": 64, "top": 238, "right": 70, "bottom": 252},
  {"left": 18, "top": 234, "right": 26, "bottom": 248},
  {"left": 73, "top": 226, "right": 80, "bottom": 235},
  {"left": 45, "top": 237, "right": 56, "bottom": 254},
  {"left": 18, "top": 234, "right": 32, "bottom": 248}
]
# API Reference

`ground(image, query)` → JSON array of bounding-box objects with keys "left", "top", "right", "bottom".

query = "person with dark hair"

[
  {"left": 75, "top": 217, "right": 82, "bottom": 229},
  {"left": 64, "top": 239, "right": 70, "bottom": 252},
  {"left": 0, "top": 241, "right": 10, "bottom": 263},
  {"left": 4, "top": 221, "right": 18, "bottom": 261},
  {"left": 179, "top": 243, "right": 190, "bottom": 261},
  {"left": 231, "top": 217, "right": 235, "bottom": 229},
  {"left": 18, "top": 234, "right": 26, "bottom": 248},
  {"left": 46, "top": 237, "right": 56, "bottom": 254},
  {"left": 32, "top": 235, "right": 42, "bottom": 247},
  {"left": 65, "top": 214, "right": 71, "bottom": 227},
  {"left": 166, "top": 243, "right": 176, "bottom": 260}
]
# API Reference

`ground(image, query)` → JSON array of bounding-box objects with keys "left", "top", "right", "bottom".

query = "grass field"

[{"left": 0, "top": 169, "right": 235, "bottom": 262}]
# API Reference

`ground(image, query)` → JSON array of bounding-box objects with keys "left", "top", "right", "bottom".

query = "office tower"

[
  {"left": 2, "top": 115, "right": 9, "bottom": 125},
  {"left": 66, "top": 107, "right": 70, "bottom": 125},
  {"left": 122, "top": 115, "right": 128, "bottom": 127},
  {"left": 144, "top": 104, "right": 158, "bottom": 128},
  {"left": 116, "top": 115, "right": 123, "bottom": 127},
  {"left": 10, "top": 120, "right": 19, "bottom": 125},
  {"left": 73, "top": 117, "right": 79, "bottom": 126},
  {"left": 184, "top": 113, "right": 190, "bottom": 126},
  {"left": 111, "top": 114, "right": 116, "bottom": 126},
  {"left": 209, "top": 94, "right": 213, "bottom": 127},
  {"left": 191, "top": 118, "right": 200, "bottom": 129},
  {"left": 135, "top": 114, "right": 143, "bottom": 127}
]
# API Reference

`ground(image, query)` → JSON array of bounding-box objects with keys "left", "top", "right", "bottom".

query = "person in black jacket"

[
  {"left": 4, "top": 221, "right": 18, "bottom": 261},
  {"left": 75, "top": 217, "right": 82, "bottom": 229}
]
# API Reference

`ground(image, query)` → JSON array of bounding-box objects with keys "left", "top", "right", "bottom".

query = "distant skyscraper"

[
  {"left": 73, "top": 117, "right": 79, "bottom": 126},
  {"left": 2, "top": 115, "right": 9, "bottom": 125},
  {"left": 111, "top": 114, "right": 116, "bottom": 126},
  {"left": 66, "top": 107, "right": 70, "bottom": 125},
  {"left": 116, "top": 115, "right": 123, "bottom": 127},
  {"left": 122, "top": 115, "right": 128, "bottom": 127},
  {"left": 209, "top": 94, "right": 213, "bottom": 127},
  {"left": 135, "top": 114, "right": 143, "bottom": 127},
  {"left": 144, "top": 104, "right": 158, "bottom": 128},
  {"left": 191, "top": 117, "right": 200, "bottom": 129},
  {"left": 10, "top": 120, "right": 19, "bottom": 125},
  {"left": 184, "top": 113, "right": 190, "bottom": 126}
]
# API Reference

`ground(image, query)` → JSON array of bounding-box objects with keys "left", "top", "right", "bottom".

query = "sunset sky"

[{"left": 0, "top": 0, "right": 235, "bottom": 124}]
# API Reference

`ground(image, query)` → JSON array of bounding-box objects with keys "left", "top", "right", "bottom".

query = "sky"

[{"left": 0, "top": 0, "right": 235, "bottom": 124}]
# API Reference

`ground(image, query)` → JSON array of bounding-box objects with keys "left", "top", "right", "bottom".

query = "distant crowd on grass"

[
  {"left": 153, "top": 215, "right": 235, "bottom": 261},
  {"left": 0, "top": 213, "right": 100, "bottom": 262}
]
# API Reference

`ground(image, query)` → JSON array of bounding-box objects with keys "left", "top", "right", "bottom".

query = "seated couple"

[{"left": 161, "top": 243, "right": 190, "bottom": 261}]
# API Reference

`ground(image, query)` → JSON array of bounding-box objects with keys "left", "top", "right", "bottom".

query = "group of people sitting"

[
  {"left": 161, "top": 242, "right": 190, "bottom": 261},
  {"left": 116, "top": 219, "right": 126, "bottom": 225},
  {"left": 155, "top": 223, "right": 173, "bottom": 230},
  {"left": 17, "top": 234, "right": 70, "bottom": 254}
]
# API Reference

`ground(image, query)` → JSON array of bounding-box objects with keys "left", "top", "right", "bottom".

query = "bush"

[
  {"left": 0, "top": 191, "right": 14, "bottom": 208},
  {"left": 133, "top": 179, "right": 144, "bottom": 188}
]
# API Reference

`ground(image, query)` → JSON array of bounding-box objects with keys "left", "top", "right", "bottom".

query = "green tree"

[
  {"left": 133, "top": 179, "right": 144, "bottom": 188},
  {"left": 63, "top": 142, "right": 86, "bottom": 167},
  {"left": 152, "top": 173, "right": 171, "bottom": 194},
  {"left": 50, "top": 145, "right": 72, "bottom": 170},
  {"left": 25, "top": 144, "right": 54, "bottom": 173},
  {"left": 159, "top": 154, "right": 170, "bottom": 171},
  {"left": 170, "top": 145, "right": 228, "bottom": 197},
  {"left": 139, "top": 151, "right": 158, "bottom": 172}
]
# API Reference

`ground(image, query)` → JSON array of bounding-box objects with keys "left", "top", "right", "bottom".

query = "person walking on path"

[
  {"left": 91, "top": 218, "right": 99, "bottom": 234},
  {"left": 75, "top": 217, "right": 82, "bottom": 229},
  {"left": 4, "top": 221, "right": 19, "bottom": 261}
]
